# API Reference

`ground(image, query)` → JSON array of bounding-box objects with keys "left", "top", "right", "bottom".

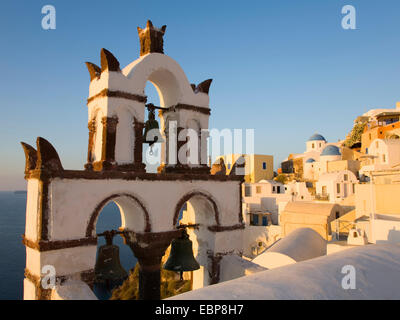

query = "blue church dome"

[
  {"left": 320, "top": 145, "right": 341, "bottom": 156},
  {"left": 305, "top": 158, "right": 316, "bottom": 163},
  {"left": 308, "top": 133, "right": 326, "bottom": 142}
]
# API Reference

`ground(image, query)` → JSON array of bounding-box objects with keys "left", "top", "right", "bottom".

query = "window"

[
  {"left": 272, "top": 186, "right": 276, "bottom": 192},
  {"left": 322, "top": 186, "right": 327, "bottom": 195},
  {"left": 344, "top": 174, "right": 348, "bottom": 181},
  {"left": 262, "top": 162, "right": 267, "bottom": 170},
  {"left": 312, "top": 143, "right": 315, "bottom": 149},
  {"left": 366, "top": 148, "right": 368, "bottom": 154},
  {"left": 382, "top": 154, "right": 386, "bottom": 163},
  {"left": 256, "top": 186, "right": 262, "bottom": 194},
  {"left": 277, "top": 186, "right": 281, "bottom": 193},
  {"left": 252, "top": 214, "right": 259, "bottom": 225},
  {"left": 352, "top": 183, "right": 356, "bottom": 193},
  {"left": 245, "top": 186, "right": 252, "bottom": 197},
  {"left": 337, "top": 183, "right": 341, "bottom": 193},
  {"left": 319, "top": 143, "right": 321, "bottom": 147}
]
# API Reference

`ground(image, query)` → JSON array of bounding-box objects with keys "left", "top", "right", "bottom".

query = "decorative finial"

[
  {"left": 85, "top": 62, "right": 101, "bottom": 81},
  {"left": 100, "top": 48, "right": 120, "bottom": 72},
  {"left": 20, "top": 142, "right": 37, "bottom": 174},
  {"left": 35, "top": 137, "right": 64, "bottom": 172},
  {"left": 137, "top": 20, "right": 166, "bottom": 56}
]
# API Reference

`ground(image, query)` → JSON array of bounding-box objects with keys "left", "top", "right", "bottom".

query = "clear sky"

[{"left": 1, "top": 0, "right": 400, "bottom": 190}]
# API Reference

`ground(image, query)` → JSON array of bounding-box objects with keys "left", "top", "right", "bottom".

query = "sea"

[{"left": 0, "top": 191, "right": 138, "bottom": 300}]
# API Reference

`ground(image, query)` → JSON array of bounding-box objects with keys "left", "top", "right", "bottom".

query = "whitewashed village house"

[
  {"left": 241, "top": 179, "right": 313, "bottom": 258},
  {"left": 360, "top": 138, "right": 400, "bottom": 176},
  {"left": 316, "top": 170, "right": 358, "bottom": 203}
]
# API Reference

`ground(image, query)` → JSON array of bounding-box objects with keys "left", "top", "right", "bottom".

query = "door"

[{"left": 262, "top": 216, "right": 268, "bottom": 226}]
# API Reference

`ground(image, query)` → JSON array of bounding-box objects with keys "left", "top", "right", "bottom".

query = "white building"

[
  {"left": 241, "top": 180, "right": 313, "bottom": 258},
  {"left": 360, "top": 138, "right": 400, "bottom": 175},
  {"left": 316, "top": 170, "right": 358, "bottom": 203},
  {"left": 306, "top": 133, "right": 327, "bottom": 154},
  {"left": 243, "top": 180, "right": 312, "bottom": 226},
  {"left": 282, "top": 133, "right": 348, "bottom": 181},
  {"left": 304, "top": 158, "right": 317, "bottom": 180}
]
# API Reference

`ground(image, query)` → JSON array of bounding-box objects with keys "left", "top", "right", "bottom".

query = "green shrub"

[{"left": 110, "top": 263, "right": 191, "bottom": 300}]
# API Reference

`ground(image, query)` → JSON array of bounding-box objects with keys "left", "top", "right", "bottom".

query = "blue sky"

[{"left": 1, "top": 0, "right": 400, "bottom": 190}]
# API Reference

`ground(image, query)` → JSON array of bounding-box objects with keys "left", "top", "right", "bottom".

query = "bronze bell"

[
  {"left": 163, "top": 229, "right": 200, "bottom": 280},
  {"left": 94, "top": 230, "right": 128, "bottom": 290},
  {"left": 143, "top": 104, "right": 163, "bottom": 146}
]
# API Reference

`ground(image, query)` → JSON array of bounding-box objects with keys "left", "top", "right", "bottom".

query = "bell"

[
  {"left": 94, "top": 231, "right": 128, "bottom": 291},
  {"left": 163, "top": 229, "right": 200, "bottom": 280},
  {"left": 143, "top": 104, "right": 163, "bottom": 146}
]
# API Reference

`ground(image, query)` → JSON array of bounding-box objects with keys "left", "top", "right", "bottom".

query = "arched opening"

[
  {"left": 147, "top": 69, "right": 180, "bottom": 108},
  {"left": 143, "top": 81, "right": 162, "bottom": 173},
  {"left": 88, "top": 194, "right": 149, "bottom": 300},
  {"left": 140, "top": 66, "right": 184, "bottom": 172},
  {"left": 174, "top": 192, "right": 220, "bottom": 290}
]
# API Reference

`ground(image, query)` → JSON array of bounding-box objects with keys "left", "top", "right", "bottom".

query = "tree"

[
  {"left": 274, "top": 174, "right": 287, "bottom": 184},
  {"left": 343, "top": 121, "right": 366, "bottom": 148},
  {"left": 110, "top": 248, "right": 191, "bottom": 300}
]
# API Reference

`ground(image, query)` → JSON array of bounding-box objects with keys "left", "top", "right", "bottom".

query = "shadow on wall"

[{"left": 376, "top": 227, "right": 400, "bottom": 244}]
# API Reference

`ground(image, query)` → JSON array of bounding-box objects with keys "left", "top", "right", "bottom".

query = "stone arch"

[
  {"left": 173, "top": 191, "right": 223, "bottom": 289},
  {"left": 147, "top": 68, "right": 181, "bottom": 107},
  {"left": 173, "top": 191, "right": 220, "bottom": 227},
  {"left": 121, "top": 54, "right": 210, "bottom": 170},
  {"left": 86, "top": 193, "right": 151, "bottom": 237},
  {"left": 123, "top": 53, "right": 208, "bottom": 108}
]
